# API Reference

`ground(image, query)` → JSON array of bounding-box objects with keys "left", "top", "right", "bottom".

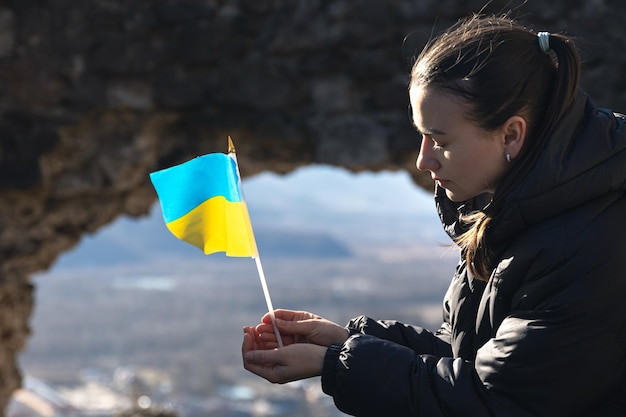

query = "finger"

[
  {"left": 255, "top": 331, "right": 281, "bottom": 350},
  {"left": 242, "top": 343, "right": 267, "bottom": 376},
  {"left": 252, "top": 324, "right": 288, "bottom": 348},
  {"left": 244, "top": 348, "right": 282, "bottom": 365},
  {"left": 261, "top": 309, "right": 315, "bottom": 324},
  {"left": 255, "top": 322, "right": 275, "bottom": 333},
  {"left": 257, "top": 333, "right": 282, "bottom": 349},
  {"left": 253, "top": 323, "right": 280, "bottom": 337},
  {"left": 242, "top": 332, "right": 253, "bottom": 360},
  {"left": 257, "top": 318, "right": 312, "bottom": 337},
  {"left": 274, "top": 317, "right": 322, "bottom": 336},
  {"left": 261, "top": 309, "right": 292, "bottom": 324},
  {"left": 242, "top": 327, "right": 258, "bottom": 352}
]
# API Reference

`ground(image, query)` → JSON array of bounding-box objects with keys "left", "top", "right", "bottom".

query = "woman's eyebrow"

[
  {"left": 422, "top": 128, "right": 447, "bottom": 135},
  {"left": 412, "top": 121, "right": 447, "bottom": 136}
]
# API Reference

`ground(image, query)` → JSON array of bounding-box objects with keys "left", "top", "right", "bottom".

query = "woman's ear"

[{"left": 502, "top": 116, "right": 526, "bottom": 160}]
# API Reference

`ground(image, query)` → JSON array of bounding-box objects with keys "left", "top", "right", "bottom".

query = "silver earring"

[{"left": 506, "top": 153, "right": 512, "bottom": 163}]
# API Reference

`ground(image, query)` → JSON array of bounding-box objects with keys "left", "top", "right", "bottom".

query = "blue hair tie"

[{"left": 537, "top": 32, "right": 551, "bottom": 53}]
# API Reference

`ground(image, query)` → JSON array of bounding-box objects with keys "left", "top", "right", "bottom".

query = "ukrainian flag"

[{"left": 149, "top": 153, "right": 258, "bottom": 257}]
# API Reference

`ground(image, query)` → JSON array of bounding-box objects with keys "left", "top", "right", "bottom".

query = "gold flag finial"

[{"left": 227, "top": 136, "right": 236, "bottom": 154}]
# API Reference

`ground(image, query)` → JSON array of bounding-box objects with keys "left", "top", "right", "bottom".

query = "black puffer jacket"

[{"left": 321, "top": 91, "right": 626, "bottom": 417}]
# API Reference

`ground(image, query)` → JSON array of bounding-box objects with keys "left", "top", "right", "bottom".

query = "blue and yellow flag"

[{"left": 149, "top": 148, "right": 258, "bottom": 257}]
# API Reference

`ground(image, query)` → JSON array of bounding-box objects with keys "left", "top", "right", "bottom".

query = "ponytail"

[{"left": 411, "top": 16, "right": 582, "bottom": 281}]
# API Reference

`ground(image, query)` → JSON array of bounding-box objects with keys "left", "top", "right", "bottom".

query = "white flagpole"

[
  {"left": 228, "top": 137, "right": 283, "bottom": 348},
  {"left": 253, "top": 256, "right": 283, "bottom": 348}
]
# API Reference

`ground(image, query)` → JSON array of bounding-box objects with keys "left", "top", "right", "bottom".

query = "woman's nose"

[{"left": 416, "top": 137, "right": 439, "bottom": 172}]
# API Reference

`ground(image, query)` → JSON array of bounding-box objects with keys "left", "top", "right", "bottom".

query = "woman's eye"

[{"left": 420, "top": 133, "right": 446, "bottom": 150}]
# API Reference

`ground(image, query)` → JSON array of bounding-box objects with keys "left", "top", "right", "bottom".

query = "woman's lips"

[{"left": 434, "top": 177, "right": 450, "bottom": 187}]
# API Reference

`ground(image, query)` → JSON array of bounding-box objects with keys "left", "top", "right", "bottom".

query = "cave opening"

[{"left": 14, "top": 166, "right": 455, "bottom": 416}]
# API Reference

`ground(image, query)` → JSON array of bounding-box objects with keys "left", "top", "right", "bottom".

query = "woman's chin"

[{"left": 445, "top": 189, "right": 464, "bottom": 202}]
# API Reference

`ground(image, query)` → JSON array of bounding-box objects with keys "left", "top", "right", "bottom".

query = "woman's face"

[{"left": 410, "top": 85, "right": 509, "bottom": 202}]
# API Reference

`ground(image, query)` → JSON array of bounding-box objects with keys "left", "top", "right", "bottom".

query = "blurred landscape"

[{"left": 15, "top": 166, "right": 459, "bottom": 417}]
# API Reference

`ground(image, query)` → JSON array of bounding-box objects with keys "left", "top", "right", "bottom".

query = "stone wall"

[{"left": 0, "top": 0, "right": 624, "bottom": 413}]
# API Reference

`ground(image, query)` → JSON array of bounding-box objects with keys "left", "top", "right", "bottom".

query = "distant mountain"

[{"left": 255, "top": 228, "right": 352, "bottom": 258}]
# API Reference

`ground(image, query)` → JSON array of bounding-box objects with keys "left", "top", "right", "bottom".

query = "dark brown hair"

[{"left": 410, "top": 14, "right": 581, "bottom": 281}]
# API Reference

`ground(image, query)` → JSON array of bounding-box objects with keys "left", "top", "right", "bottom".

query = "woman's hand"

[
  {"left": 255, "top": 309, "right": 350, "bottom": 348},
  {"left": 242, "top": 326, "right": 327, "bottom": 384}
]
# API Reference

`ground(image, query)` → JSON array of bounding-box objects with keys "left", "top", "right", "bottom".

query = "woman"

[{"left": 242, "top": 14, "right": 626, "bottom": 417}]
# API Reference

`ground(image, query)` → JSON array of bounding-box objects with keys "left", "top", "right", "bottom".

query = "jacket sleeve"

[
  {"left": 321, "top": 334, "right": 509, "bottom": 417},
  {"left": 346, "top": 315, "right": 452, "bottom": 357},
  {"left": 321, "top": 303, "right": 625, "bottom": 417}
]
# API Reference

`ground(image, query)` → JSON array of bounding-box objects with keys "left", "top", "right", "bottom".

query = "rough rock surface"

[{"left": 0, "top": 0, "right": 624, "bottom": 413}]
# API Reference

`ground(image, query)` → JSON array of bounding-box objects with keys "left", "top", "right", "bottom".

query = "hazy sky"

[
  {"left": 243, "top": 164, "right": 449, "bottom": 245},
  {"left": 245, "top": 164, "right": 436, "bottom": 217}
]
